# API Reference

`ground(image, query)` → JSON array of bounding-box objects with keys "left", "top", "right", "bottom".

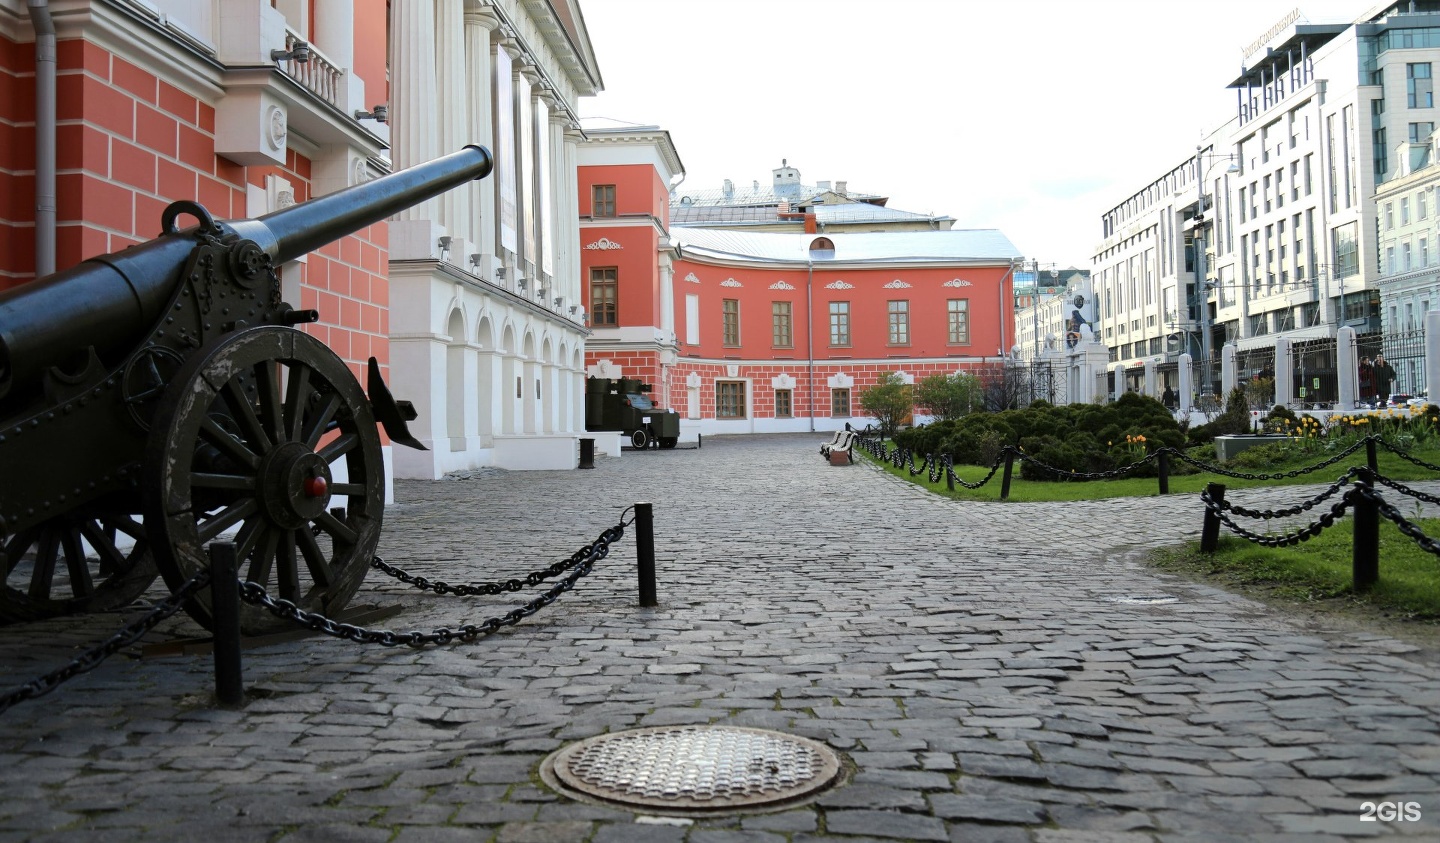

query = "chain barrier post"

[
  {"left": 1366, "top": 437, "right": 1379, "bottom": 474},
  {"left": 635, "top": 502, "right": 657, "bottom": 607},
  {"left": 698, "top": 433, "right": 702, "bottom": 449},
  {"left": 208, "top": 542, "right": 244, "bottom": 706},
  {"left": 579, "top": 437, "right": 595, "bottom": 469},
  {"left": 1157, "top": 449, "right": 1170, "bottom": 495},
  {"left": 945, "top": 455, "right": 955, "bottom": 492},
  {"left": 1000, "top": 449, "right": 1015, "bottom": 501},
  {"left": 1200, "top": 483, "right": 1226, "bottom": 553},
  {"left": 1353, "top": 472, "right": 1379, "bottom": 592}
]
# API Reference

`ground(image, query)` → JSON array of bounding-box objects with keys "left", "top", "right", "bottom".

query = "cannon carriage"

[{"left": 0, "top": 145, "right": 493, "bottom": 632}]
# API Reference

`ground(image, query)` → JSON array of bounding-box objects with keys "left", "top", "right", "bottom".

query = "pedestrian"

[
  {"left": 1161, "top": 385, "right": 1177, "bottom": 409},
  {"left": 1374, "top": 354, "right": 1397, "bottom": 406},
  {"left": 1359, "top": 357, "right": 1374, "bottom": 406}
]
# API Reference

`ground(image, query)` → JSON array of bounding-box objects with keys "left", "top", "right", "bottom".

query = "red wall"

[
  {"left": 579, "top": 163, "right": 668, "bottom": 328},
  {"left": 0, "top": 35, "right": 389, "bottom": 384}
]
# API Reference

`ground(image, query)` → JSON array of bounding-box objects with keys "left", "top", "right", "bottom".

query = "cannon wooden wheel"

[
  {"left": 143, "top": 327, "right": 384, "bottom": 633},
  {"left": 0, "top": 503, "right": 157, "bottom": 623}
]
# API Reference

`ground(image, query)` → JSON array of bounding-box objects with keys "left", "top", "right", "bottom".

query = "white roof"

[{"left": 671, "top": 228, "right": 1021, "bottom": 267}]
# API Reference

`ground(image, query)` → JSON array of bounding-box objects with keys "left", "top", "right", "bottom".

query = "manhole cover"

[{"left": 540, "top": 725, "right": 844, "bottom": 814}]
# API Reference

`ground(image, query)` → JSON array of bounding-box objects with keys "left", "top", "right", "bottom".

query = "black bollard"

[
  {"left": 209, "top": 542, "right": 244, "bottom": 707},
  {"left": 1200, "top": 482, "right": 1226, "bottom": 554},
  {"left": 635, "top": 502, "right": 657, "bottom": 607},
  {"left": 698, "top": 433, "right": 702, "bottom": 449},
  {"left": 1000, "top": 449, "right": 1015, "bottom": 501},
  {"left": 1157, "top": 450, "right": 1170, "bottom": 495},
  {"left": 1352, "top": 472, "right": 1379, "bottom": 592},
  {"left": 1366, "top": 437, "right": 1378, "bottom": 474},
  {"left": 579, "top": 437, "right": 595, "bottom": 469},
  {"left": 945, "top": 456, "right": 955, "bottom": 492}
]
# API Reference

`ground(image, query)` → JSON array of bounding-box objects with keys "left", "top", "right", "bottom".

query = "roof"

[
  {"left": 671, "top": 183, "right": 886, "bottom": 209},
  {"left": 670, "top": 228, "right": 1021, "bottom": 267},
  {"left": 670, "top": 192, "right": 949, "bottom": 227}
]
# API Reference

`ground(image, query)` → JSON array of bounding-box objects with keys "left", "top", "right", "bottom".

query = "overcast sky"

[{"left": 576, "top": 0, "right": 1371, "bottom": 270}]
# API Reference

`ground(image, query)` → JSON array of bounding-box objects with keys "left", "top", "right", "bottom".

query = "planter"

[{"left": 1214, "top": 434, "right": 1289, "bottom": 462}]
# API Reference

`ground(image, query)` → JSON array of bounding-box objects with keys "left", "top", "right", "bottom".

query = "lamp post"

[{"left": 1193, "top": 145, "right": 1240, "bottom": 398}]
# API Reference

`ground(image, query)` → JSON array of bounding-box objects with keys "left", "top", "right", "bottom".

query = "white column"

[
  {"left": 515, "top": 61, "right": 538, "bottom": 278},
  {"left": 434, "top": 0, "right": 469, "bottom": 243},
  {"left": 1178, "top": 353, "right": 1194, "bottom": 413},
  {"left": 1337, "top": 326, "right": 1358, "bottom": 409},
  {"left": 389, "top": 0, "right": 437, "bottom": 219},
  {"left": 1111, "top": 362, "right": 1125, "bottom": 400},
  {"left": 1427, "top": 309, "right": 1440, "bottom": 406},
  {"left": 464, "top": 8, "right": 498, "bottom": 268},
  {"left": 563, "top": 124, "right": 583, "bottom": 310},
  {"left": 1274, "top": 337, "right": 1294, "bottom": 407},
  {"left": 658, "top": 242, "right": 675, "bottom": 339},
  {"left": 1143, "top": 359, "right": 1156, "bottom": 397}
]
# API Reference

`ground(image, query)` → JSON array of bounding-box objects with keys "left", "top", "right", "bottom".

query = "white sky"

[{"left": 576, "top": 0, "right": 1372, "bottom": 270}]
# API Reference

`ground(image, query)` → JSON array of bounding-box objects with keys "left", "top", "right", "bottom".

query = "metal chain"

[
  {"left": 1201, "top": 486, "right": 1352, "bottom": 547},
  {"left": 1213, "top": 468, "right": 1361, "bottom": 519},
  {"left": 1353, "top": 484, "right": 1440, "bottom": 557},
  {"left": 371, "top": 526, "right": 612, "bottom": 596},
  {"left": 909, "top": 451, "right": 929, "bottom": 477},
  {"left": 1011, "top": 446, "right": 1160, "bottom": 481},
  {"left": 1369, "top": 473, "right": 1440, "bottom": 507},
  {"left": 1168, "top": 437, "right": 1370, "bottom": 481},
  {"left": 0, "top": 568, "right": 214, "bottom": 715},
  {"left": 237, "top": 522, "right": 625, "bottom": 647},
  {"left": 1374, "top": 438, "right": 1440, "bottom": 473}
]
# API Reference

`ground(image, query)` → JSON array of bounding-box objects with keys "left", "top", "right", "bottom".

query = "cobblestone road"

[{"left": 1, "top": 433, "right": 1438, "bottom": 842}]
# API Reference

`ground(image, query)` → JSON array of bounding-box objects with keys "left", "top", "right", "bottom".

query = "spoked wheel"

[
  {"left": 0, "top": 503, "right": 157, "bottom": 623},
  {"left": 143, "top": 327, "right": 384, "bottom": 633}
]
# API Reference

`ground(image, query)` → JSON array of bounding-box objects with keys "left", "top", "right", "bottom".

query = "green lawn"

[{"left": 1150, "top": 522, "right": 1440, "bottom": 626}]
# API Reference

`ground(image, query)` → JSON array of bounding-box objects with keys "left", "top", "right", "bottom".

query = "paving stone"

[{"left": 1, "top": 435, "right": 1438, "bottom": 842}]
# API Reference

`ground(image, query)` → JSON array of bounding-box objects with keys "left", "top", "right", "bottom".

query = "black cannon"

[{"left": 0, "top": 145, "right": 493, "bottom": 632}]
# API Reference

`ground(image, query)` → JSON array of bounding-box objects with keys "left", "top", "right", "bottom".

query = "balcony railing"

[{"left": 277, "top": 29, "right": 341, "bottom": 107}]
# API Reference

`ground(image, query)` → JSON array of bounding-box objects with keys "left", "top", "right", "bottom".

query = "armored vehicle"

[{"left": 586, "top": 377, "right": 680, "bottom": 449}]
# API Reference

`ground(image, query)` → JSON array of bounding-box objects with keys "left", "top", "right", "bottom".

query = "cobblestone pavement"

[{"left": 2, "top": 433, "right": 1439, "bottom": 842}]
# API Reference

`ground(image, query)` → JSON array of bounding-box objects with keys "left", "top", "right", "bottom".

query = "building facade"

[
  {"left": 1080, "top": 2, "right": 1440, "bottom": 404},
  {"left": 385, "top": 0, "right": 600, "bottom": 475},
  {"left": 0, "top": 0, "right": 399, "bottom": 471},
  {"left": 578, "top": 134, "right": 1021, "bottom": 434}
]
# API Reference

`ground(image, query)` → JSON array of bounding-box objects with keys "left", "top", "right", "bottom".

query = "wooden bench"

[
  {"left": 819, "top": 428, "right": 846, "bottom": 456},
  {"left": 823, "top": 430, "right": 857, "bottom": 465}
]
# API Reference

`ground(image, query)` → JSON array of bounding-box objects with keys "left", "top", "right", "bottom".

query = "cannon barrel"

[{"left": 0, "top": 145, "right": 493, "bottom": 401}]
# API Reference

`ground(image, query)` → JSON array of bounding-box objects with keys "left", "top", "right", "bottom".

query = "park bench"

[{"left": 823, "top": 430, "right": 857, "bottom": 465}]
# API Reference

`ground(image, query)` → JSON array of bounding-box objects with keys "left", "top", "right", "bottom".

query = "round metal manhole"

[{"left": 540, "top": 725, "right": 844, "bottom": 815}]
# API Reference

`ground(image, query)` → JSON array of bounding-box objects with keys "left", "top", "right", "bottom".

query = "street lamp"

[{"left": 1193, "top": 145, "right": 1241, "bottom": 397}]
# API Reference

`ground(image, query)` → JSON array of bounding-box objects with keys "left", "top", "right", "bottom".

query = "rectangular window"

[
  {"left": 1423, "top": 237, "right": 1430, "bottom": 266},
  {"left": 1412, "top": 122, "right": 1436, "bottom": 143},
  {"left": 722, "top": 299, "right": 740, "bottom": 347},
  {"left": 772, "top": 301, "right": 792, "bottom": 348},
  {"left": 716, "top": 381, "right": 746, "bottom": 418},
  {"left": 590, "top": 267, "right": 618, "bottom": 326},
  {"left": 829, "top": 301, "right": 850, "bottom": 346},
  {"left": 774, "top": 389, "right": 792, "bottom": 418},
  {"left": 1409, "top": 62, "right": 1433, "bottom": 108},
  {"left": 831, "top": 388, "right": 850, "bottom": 417},
  {"left": 1403, "top": 197, "right": 1412, "bottom": 225},
  {"left": 1421, "top": 192, "right": 1429, "bottom": 220},
  {"left": 887, "top": 300, "right": 910, "bottom": 345},
  {"left": 947, "top": 299, "right": 970, "bottom": 344},
  {"left": 592, "top": 184, "right": 616, "bottom": 217},
  {"left": 1386, "top": 202, "right": 1395, "bottom": 230},
  {"left": 1404, "top": 241, "right": 1413, "bottom": 271}
]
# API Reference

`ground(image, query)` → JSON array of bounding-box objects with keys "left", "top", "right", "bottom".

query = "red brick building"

[
  {"left": 1, "top": 0, "right": 392, "bottom": 454},
  {"left": 578, "top": 124, "right": 1021, "bottom": 435}
]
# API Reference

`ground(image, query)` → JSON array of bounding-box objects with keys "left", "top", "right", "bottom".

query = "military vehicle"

[{"left": 585, "top": 377, "right": 681, "bottom": 449}]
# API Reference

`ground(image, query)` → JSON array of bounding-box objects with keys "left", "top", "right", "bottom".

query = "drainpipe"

[
  {"left": 28, "top": 0, "right": 56, "bottom": 277},
  {"left": 806, "top": 258, "right": 815, "bottom": 432}
]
